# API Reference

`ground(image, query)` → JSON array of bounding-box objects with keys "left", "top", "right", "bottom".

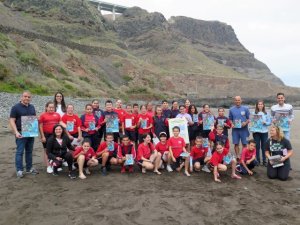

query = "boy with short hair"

[
  {"left": 189, "top": 136, "right": 211, "bottom": 173},
  {"left": 237, "top": 139, "right": 259, "bottom": 175}
]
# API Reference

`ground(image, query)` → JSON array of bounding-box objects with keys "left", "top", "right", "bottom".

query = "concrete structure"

[{"left": 89, "top": 0, "right": 128, "bottom": 20}]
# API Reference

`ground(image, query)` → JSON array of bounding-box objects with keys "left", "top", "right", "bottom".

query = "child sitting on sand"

[
  {"left": 168, "top": 126, "right": 190, "bottom": 176},
  {"left": 117, "top": 135, "right": 136, "bottom": 173},
  {"left": 155, "top": 132, "right": 173, "bottom": 172},
  {"left": 236, "top": 139, "right": 259, "bottom": 175},
  {"left": 209, "top": 142, "right": 241, "bottom": 182},
  {"left": 189, "top": 136, "right": 211, "bottom": 173},
  {"left": 73, "top": 139, "right": 98, "bottom": 179}
]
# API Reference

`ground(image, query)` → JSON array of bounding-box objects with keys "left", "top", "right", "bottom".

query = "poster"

[
  {"left": 168, "top": 118, "right": 190, "bottom": 144},
  {"left": 202, "top": 113, "right": 215, "bottom": 130},
  {"left": 233, "top": 119, "right": 242, "bottom": 128},
  {"left": 249, "top": 114, "right": 263, "bottom": 133},
  {"left": 274, "top": 113, "right": 290, "bottom": 132},
  {"left": 140, "top": 119, "right": 147, "bottom": 129},
  {"left": 192, "top": 114, "right": 198, "bottom": 123},
  {"left": 217, "top": 119, "right": 226, "bottom": 127},
  {"left": 66, "top": 121, "right": 74, "bottom": 132},
  {"left": 106, "top": 115, "right": 119, "bottom": 133},
  {"left": 124, "top": 154, "right": 134, "bottom": 165},
  {"left": 125, "top": 119, "right": 132, "bottom": 128},
  {"left": 21, "top": 116, "right": 39, "bottom": 137}
]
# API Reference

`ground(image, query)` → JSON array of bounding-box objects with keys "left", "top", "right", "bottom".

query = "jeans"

[
  {"left": 15, "top": 137, "right": 34, "bottom": 172},
  {"left": 253, "top": 132, "right": 268, "bottom": 164}
]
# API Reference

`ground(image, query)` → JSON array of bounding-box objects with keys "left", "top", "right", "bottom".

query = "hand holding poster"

[
  {"left": 168, "top": 118, "right": 189, "bottom": 144},
  {"left": 250, "top": 114, "right": 263, "bottom": 133},
  {"left": 21, "top": 116, "right": 39, "bottom": 137},
  {"left": 106, "top": 115, "right": 119, "bottom": 133},
  {"left": 203, "top": 113, "right": 215, "bottom": 130},
  {"left": 274, "top": 113, "right": 290, "bottom": 132}
]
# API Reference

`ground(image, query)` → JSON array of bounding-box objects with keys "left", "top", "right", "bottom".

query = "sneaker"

[
  {"left": 128, "top": 166, "right": 134, "bottom": 173},
  {"left": 201, "top": 165, "right": 211, "bottom": 173},
  {"left": 236, "top": 164, "right": 242, "bottom": 173},
  {"left": 121, "top": 166, "right": 126, "bottom": 173},
  {"left": 72, "top": 164, "right": 76, "bottom": 171},
  {"left": 26, "top": 168, "right": 39, "bottom": 175},
  {"left": 17, "top": 170, "right": 24, "bottom": 178},
  {"left": 166, "top": 164, "right": 173, "bottom": 172},
  {"left": 62, "top": 161, "right": 68, "bottom": 167},
  {"left": 85, "top": 168, "right": 91, "bottom": 175},
  {"left": 68, "top": 171, "right": 77, "bottom": 179},
  {"left": 101, "top": 167, "right": 107, "bottom": 176},
  {"left": 160, "top": 164, "right": 165, "bottom": 169},
  {"left": 142, "top": 167, "right": 146, "bottom": 173},
  {"left": 57, "top": 167, "right": 63, "bottom": 172},
  {"left": 47, "top": 166, "right": 53, "bottom": 174}
]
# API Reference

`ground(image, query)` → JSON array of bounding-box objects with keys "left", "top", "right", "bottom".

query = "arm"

[
  {"left": 39, "top": 123, "right": 46, "bottom": 143},
  {"left": 241, "top": 159, "right": 253, "bottom": 175},
  {"left": 9, "top": 118, "right": 22, "bottom": 138},
  {"left": 208, "top": 131, "right": 215, "bottom": 142}
]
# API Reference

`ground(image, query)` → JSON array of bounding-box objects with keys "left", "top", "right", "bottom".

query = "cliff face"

[{"left": 0, "top": 0, "right": 297, "bottom": 100}]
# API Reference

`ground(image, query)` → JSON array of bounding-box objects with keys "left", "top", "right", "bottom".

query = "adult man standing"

[
  {"left": 271, "top": 93, "right": 294, "bottom": 140},
  {"left": 229, "top": 96, "right": 250, "bottom": 160},
  {"left": 9, "top": 91, "right": 38, "bottom": 178}
]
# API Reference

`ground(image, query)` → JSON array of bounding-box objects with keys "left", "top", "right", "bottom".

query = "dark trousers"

[
  {"left": 267, "top": 159, "right": 290, "bottom": 181},
  {"left": 253, "top": 132, "right": 268, "bottom": 164},
  {"left": 52, "top": 152, "right": 73, "bottom": 172}
]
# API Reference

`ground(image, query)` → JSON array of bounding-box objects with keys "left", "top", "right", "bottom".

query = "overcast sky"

[{"left": 105, "top": 0, "right": 300, "bottom": 87}]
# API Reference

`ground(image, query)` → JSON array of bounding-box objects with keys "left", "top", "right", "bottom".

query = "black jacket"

[{"left": 46, "top": 135, "right": 74, "bottom": 160}]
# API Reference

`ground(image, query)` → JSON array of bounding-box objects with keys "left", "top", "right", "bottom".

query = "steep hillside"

[{"left": 0, "top": 0, "right": 298, "bottom": 100}]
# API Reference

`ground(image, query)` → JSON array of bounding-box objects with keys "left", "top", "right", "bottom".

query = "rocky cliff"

[{"left": 0, "top": 0, "right": 298, "bottom": 100}]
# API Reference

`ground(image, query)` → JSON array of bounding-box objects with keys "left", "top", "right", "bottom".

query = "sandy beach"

[{"left": 0, "top": 111, "right": 299, "bottom": 225}]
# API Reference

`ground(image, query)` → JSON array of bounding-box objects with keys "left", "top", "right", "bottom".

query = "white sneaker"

[
  {"left": 57, "top": 168, "right": 63, "bottom": 172},
  {"left": 17, "top": 170, "right": 24, "bottom": 178},
  {"left": 166, "top": 165, "right": 173, "bottom": 172},
  {"left": 72, "top": 164, "right": 76, "bottom": 170},
  {"left": 62, "top": 161, "right": 68, "bottom": 167},
  {"left": 201, "top": 165, "right": 211, "bottom": 173},
  {"left": 47, "top": 166, "right": 53, "bottom": 174}
]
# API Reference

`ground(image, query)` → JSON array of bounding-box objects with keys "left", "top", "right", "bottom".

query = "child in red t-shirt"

[
  {"left": 189, "top": 136, "right": 211, "bottom": 173},
  {"left": 122, "top": 104, "right": 138, "bottom": 145},
  {"left": 168, "top": 126, "right": 190, "bottom": 176},
  {"left": 209, "top": 142, "right": 241, "bottom": 182},
  {"left": 96, "top": 133, "right": 119, "bottom": 176},
  {"left": 237, "top": 139, "right": 258, "bottom": 175},
  {"left": 61, "top": 104, "right": 82, "bottom": 143},
  {"left": 209, "top": 125, "right": 230, "bottom": 150},
  {"left": 73, "top": 139, "right": 98, "bottom": 179},
  {"left": 137, "top": 133, "right": 162, "bottom": 175},
  {"left": 117, "top": 135, "right": 136, "bottom": 173},
  {"left": 137, "top": 105, "right": 153, "bottom": 144},
  {"left": 155, "top": 132, "right": 172, "bottom": 172}
]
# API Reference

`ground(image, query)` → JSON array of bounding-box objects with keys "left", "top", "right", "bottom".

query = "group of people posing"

[{"left": 9, "top": 91, "right": 294, "bottom": 182}]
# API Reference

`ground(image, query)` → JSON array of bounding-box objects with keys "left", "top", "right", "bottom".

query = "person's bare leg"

[{"left": 77, "top": 155, "right": 86, "bottom": 179}]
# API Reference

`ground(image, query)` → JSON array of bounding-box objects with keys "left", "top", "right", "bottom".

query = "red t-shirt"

[
  {"left": 61, "top": 114, "right": 82, "bottom": 135},
  {"left": 117, "top": 143, "right": 136, "bottom": 159},
  {"left": 210, "top": 148, "right": 229, "bottom": 166},
  {"left": 190, "top": 146, "right": 208, "bottom": 160},
  {"left": 167, "top": 136, "right": 186, "bottom": 158},
  {"left": 114, "top": 108, "right": 126, "bottom": 123},
  {"left": 81, "top": 114, "right": 99, "bottom": 135},
  {"left": 241, "top": 148, "right": 256, "bottom": 163},
  {"left": 122, "top": 113, "right": 138, "bottom": 131},
  {"left": 146, "top": 110, "right": 154, "bottom": 118},
  {"left": 137, "top": 114, "right": 153, "bottom": 134},
  {"left": 137, "top": 142, "right": 155, "bottom": 161},
  {"left": 96, "top": 141, "right": 118, "bottom": 156},
  {"left": 155, "top": 141, "right": 169, "bottom": 154},
  {"left": 39, "top": 112, "right": 61, "bottom": 134},
  {"left": 73, "top": 146, "right": 96, "bottom": 160}
]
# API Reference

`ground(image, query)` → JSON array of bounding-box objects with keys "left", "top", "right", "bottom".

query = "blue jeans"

[
  {"left": 253, "top": 132, "right": 268, "bottom": 164},
  {"left": 15, "top": 137, "right": 34, "bottom": 171}
]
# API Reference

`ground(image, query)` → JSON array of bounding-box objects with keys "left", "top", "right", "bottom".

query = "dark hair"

[
  {"left": 45, "top": 101, "right": 55, "bottom": 112},
  {"left": 133, "top": 103, "right": 139, "bottom": 107},
  {"left": 121, "top": 134, "right": 129, "bottom": 140},
  {"left": 179, "top": 105, "right": 185, "bottom": 109},
  {"left": 154, "top": 105, "right": 162, "bottom": 116},
  {"left": 255, "top": 100, "right": 267, "bottom": 114},
  {"left": 188, "top": 104, "right": 198, "bottom": 115},
  {"left": 82, "top": 138, "right": 91, "bottom": 146},
  {"left": 140, "top": 104, "right": 146, "bottom": 110},
  {"left": 277, "top": 92, "right": 285, "bottom": 97},
  {"left": 195, "top": 136, "right": 203, "bottom": 141},
  {"left": 52, "top": 124, "right": 65, "bottom": 137},
  {"left": 172, "top": 100, "right": 177, "bottom": 105},
  {"left": 162, "top": 100, "right": 168, "bottom": 104},
  {"left": 85, "top": 103, "right": 93, "bottom": 109},
  {"left": 142, "top": 133, "right": 151, "bottom": 141},
  {"left": 92, "top": 99, "right": 99, "bottom": 104},
  {"left": 248, "top": 139, "right": 256, "bottom": 145},
  {"left": 215, "top": 141, "right": 224, "bottom": 147},
  {"left": 105, "top": 100, "right": 113, "bottom": 105},
  {"left": 54, "top": 92, "right": 66, "bottom": 113},
  {"left": 106, "top": 132, "right": 114, "bottom": 138},
  {"left": 126, "top": 104, "right": 132, "bottom": 108},
  {"left": 202, "top": 104, "right": 209, "bottom": 108},
  {"left": 172, "top": 126, "right": 180, "bottom": 132}
]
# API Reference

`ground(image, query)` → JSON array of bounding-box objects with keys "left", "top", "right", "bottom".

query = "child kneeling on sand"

[
  {"left": 96, "top": 133, "right": 119, "bottom": 176},
  {"left": 168, "top": 126, "right": 190, "bottom": 176},
  {"left": 73, "top": 139, "right": 98, "bottom": 179},
  {"left": 209, "top": 142, "right": 241, "bottom": 182},
  {"left": 137, "top": 133, "right": 162, "bottom": 175},
  {"left": 117, "top": 135, "right": 136, "bottom": 173},
  {"left": 189, "top": 136, "right": 211, "bottom": 173},
  {"left": 236, "top": 139, "right": 259, "bottom": 175}
]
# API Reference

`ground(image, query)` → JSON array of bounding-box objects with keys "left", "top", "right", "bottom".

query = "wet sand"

[{"left": 0, "top": 111, "right": 299, "bottom": 225}]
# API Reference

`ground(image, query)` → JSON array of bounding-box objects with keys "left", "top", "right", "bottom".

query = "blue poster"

[
  {"left": 66, "top": 121, "right": 74, "bottom": 132},
  {"left": 203, "top": 138, "right": 209, "bottom": 148},
  {"left": 250, "top": 115, "right": 263, "bottom": 133},
  {"left": 107, "top": 142, "right": 115, "bottom": 151},
  {"left": 124, "top": 154, "right": 134, "bottom": 165},
  {"left": 21, "top": 116, "right": 39, "bottom": 137},
  {"left": 275, "top": 113, "right": 290, "bottom": 132},
  {"left": 106, "top": 115, "right": 119, "bottom": 133},
  {"left": 192, "top": 114, "right": 198, "bottom": 123},
  {"left": 217, "top": 119, "right": 225, "bottom": 127},
  {"left": 89, "top": 121, "right": 95, "bottom": 131},
  {"left": 203, "top": 114, "right": 215, "bottom": 130},
  {"left": 234, "top": 119, "right": 242, "bottom": 128},
  {"left": 141, "top": 119, "right": 147, "bottom": 129}
]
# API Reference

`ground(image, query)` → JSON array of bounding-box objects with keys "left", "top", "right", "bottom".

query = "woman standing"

[
  {"left": 53, "top": 92, "right": 66, "bottom": 117},
  {"left": 265, "top": 126, "right": 293, "bottom": 181}
]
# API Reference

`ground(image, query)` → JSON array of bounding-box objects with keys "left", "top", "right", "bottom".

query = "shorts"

[
  {"left": 193, "top": 158, "right": 205, "bottom": 166},
  {"left": 42, "top": 133, "right": 52, "bottom": 149},
  {"left": 97, "top": 155, "right": 116, "bottom": 165},
  {"left": 171, "top": 156, "right": 185, "bottom": 170},
  {"left": 125, "top": 130, "right": 137, "bottom": 142},
  {"left": 74, "top": 160, "right": 88, "bottom": 168},
  {"left": 232, "top": 128, "right": 249, "bottom": 145}
]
